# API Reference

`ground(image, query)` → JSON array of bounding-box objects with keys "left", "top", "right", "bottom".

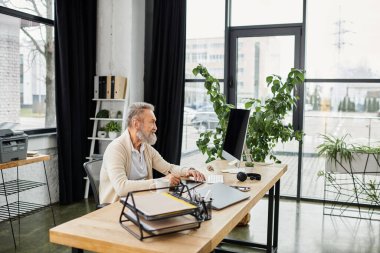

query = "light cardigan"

[{"left": 99, "top": 129, "right": 188, "bottom": 204}]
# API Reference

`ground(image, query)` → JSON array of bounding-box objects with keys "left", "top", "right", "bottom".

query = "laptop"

[{"left": 197, "top": 183, "right": 250, "bottom": 210}]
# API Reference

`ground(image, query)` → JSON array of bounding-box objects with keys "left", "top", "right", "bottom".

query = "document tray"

[
  {"left": 124, "top": 210, "right": 200, "bottom": 236},
  {"left": 119, "top": 186, "right": 202, "bottom": 240}
]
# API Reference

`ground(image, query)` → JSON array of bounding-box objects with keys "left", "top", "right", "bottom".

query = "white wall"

[{"left": 97, "top": 0, "right": 145, "bottom": 103}]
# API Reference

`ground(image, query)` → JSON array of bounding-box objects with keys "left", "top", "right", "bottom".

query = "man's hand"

[
  {"left": 186, "top": 168, "right": 206, "bottom": 182},
  {"left": 165, "top": 173, "right": 181, "bottom": 186}
]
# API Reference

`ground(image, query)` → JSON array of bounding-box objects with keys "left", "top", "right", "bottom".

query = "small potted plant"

[
  {"left": 97, "top": 126, "right": 107, "bottom": 138},
  {"left": 96, "top": 109, "right": 110, "bottom": 118},
  {"left": 116, "top": 110, "right": 123, "bottom": 119},
  {"left": 105, "top": 121, "right": 121, "bottom": 139}
]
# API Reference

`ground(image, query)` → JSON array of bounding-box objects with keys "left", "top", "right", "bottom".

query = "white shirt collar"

[{"left": 131, "top": 141, "right": 145, "bottom": 154}]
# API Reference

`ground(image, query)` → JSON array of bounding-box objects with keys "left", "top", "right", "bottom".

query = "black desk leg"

[
  {"left": 1, "top": 170, "right": 16, "bottom": 248},
  {"left": 43, "top": 161, "right": 56, "bottom": 225},
  {"left": 217, "top": 180, "right": 281, "bottom": 253},
  {"left": 72, "top": 248, "right": 83, "bottom": 253},
  {"left": 17, "top": 166, "right": 20, "bottom": 243},
  {"left": 267, "top": 186, "right": 274, "bottom": 253},
  {"left": 273, "top": 180, "right": 280, "bottom": 249}
]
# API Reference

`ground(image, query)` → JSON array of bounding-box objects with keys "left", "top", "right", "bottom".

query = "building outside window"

[{"left": 0, "top": 0, "right": 55, "bottom": 131}]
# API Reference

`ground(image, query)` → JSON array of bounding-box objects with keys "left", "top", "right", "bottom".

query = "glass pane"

[
  {"left": 231, "top": 0, "right": 303, "bottom": 26},
  {"left": 186, "top": 0, "right": 225, "bottom": 79},
  {"left": 302, "top": 82, "right": 380, "bottom": 199},
  {"left": 306, "top": 0, "right": 380, "bottom": 78},
  {"left": 182, "top": 81, "right": 224, "bottom": 155},
  {"left": 236, "top": 36, "right": 295, "bottom": 105},
  {"left": 0, "top": 13, "right": 56, "bottom": 130},
  {"left": 236, "top": 35, "right": 297, "bottom": 196},
  {"left": 0, "top": 0, "right": 55, "bottom": 20}
]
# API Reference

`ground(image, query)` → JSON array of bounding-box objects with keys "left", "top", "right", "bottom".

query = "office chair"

[{"left": 83, "top": 159, "right": 109, "bottom": 209}]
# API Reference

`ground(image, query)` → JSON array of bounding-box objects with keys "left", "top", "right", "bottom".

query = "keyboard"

[{"left": 206, "top": 174, "right": 224, "bottom": 184}]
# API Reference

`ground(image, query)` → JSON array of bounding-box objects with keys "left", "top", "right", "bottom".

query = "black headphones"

[{"left": 237, "top": 172, "right": 261, "bottom": 182}]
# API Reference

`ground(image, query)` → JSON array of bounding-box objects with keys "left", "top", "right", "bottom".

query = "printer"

[{"left": 0, "top": 129, "right": 28, "bottom": 163}]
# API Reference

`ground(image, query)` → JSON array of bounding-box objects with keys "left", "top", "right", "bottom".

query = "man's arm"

[{"left": 149, "top": 147, "right": 205, "bottom": 181}]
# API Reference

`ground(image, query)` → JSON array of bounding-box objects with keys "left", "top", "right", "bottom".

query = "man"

[{"left": 99, "top": 102, "right": 205, "bottom": 204}]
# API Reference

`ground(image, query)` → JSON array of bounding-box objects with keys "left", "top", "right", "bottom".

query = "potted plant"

[
  {"left": 105, "top": 121, "right": 121, "bottom": 139},
  {"left": 97, "top": 126, "right": 107, "bottom": 138},
  {"left": 96, "top": 109, "right": 110, "bottom": 118},
  {"left": 116, "top": 111, "right": 123, "bottom": 119},
  {"left": 317, "top": 134, "right": 380, "bottom": 216},
  {"left": 192, "top": 64, "right": 303, "bottom": 163},
  {"left": 317, "top": 134, "right": 380, "bottom": 174}
]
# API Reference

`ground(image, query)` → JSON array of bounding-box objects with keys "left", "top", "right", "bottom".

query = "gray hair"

[{"left": 127, "top": 102, "right": 155, "bottom": 127}]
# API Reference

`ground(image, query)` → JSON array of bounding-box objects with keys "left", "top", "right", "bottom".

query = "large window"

[
  {"left": 182, "top": 0, "right": 380, "bottom": 203},
  {"left": 182, "top": 0, "right": 225, "bottom": 160},
  {"left": 302, "top": 0, "right": 380, "bottom": 200},
  {"left": 0, "top": 1, "right": 55, "bottom": 131}
]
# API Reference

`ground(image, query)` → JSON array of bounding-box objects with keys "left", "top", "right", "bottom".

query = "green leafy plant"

[
  {"left": 96, "top": 109, "right": 110, "bottom": 118},
  {"left": 245, "top": 162, "right": 254, "bottom": 167},
  {"left": 98, "top": 126, "right": 106, "bottom": 131},
  {"left": 192, "top": 64, "right": 303, "bottom": 163},
  {"left": 244, "top": 69, "right": 304, "bottom": 162},
  {"left": 105, "top": 121, "right": 121, "bottom": 132},
  {"left": 352, "top": 145, "right": 380, "bottom": 154},
  {"left": 192, "top": 65, "right": 234, "bottom": 162},
  {"left": 317, "top": 134, "right": 355, "bottom": 164},
  {"left": 317, "top": 134, "right": 380, "bottom": 164}
]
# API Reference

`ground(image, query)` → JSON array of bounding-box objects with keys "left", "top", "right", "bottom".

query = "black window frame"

[{"left": 0, "top": 5, "right": 55, "bottom": 134}]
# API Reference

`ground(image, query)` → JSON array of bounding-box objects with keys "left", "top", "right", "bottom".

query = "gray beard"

[{"left": 137, "top": 130, "right": 157, "bottom": 145}]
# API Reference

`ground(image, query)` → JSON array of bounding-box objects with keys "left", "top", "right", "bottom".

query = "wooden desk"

[
  {"left": 0, "top": 155, "right": 50, "bottom": 170},
  {"left": 0, "top": 155, "right": 55, "bottom": 247},
  {"left": 50, "top": 161, "right": 287, "bottom": 253}
]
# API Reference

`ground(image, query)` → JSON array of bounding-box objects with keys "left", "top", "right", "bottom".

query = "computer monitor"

[{"left": 222, "top": 108, "right": 250, "bottom": 164}]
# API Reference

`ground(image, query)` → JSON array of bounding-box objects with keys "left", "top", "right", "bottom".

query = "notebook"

[
  {"left": 122, "top": 192, "right": 197, "bottom": 220},
  {"left": 197, "top": 183, "right": 250, "bottom": 210},
  {"left": 124, "top": 210, "right": 199, "bottom": 235}
]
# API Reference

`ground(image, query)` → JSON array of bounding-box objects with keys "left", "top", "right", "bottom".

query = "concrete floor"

[{"left": 0, "top": 198, "right": 379, "bottom": 253}]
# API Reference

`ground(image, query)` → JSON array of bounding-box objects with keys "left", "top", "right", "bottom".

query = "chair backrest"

[{"left": 83, "top": 159, "right": 103, "bottom": 207}]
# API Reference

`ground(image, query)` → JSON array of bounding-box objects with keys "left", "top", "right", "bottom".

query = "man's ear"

[
  {"left": 132, "top": 118, "right": 139, "bottom": 129},
  {"left": 132, "top": 118, "right": 141, "bottom": 129}
]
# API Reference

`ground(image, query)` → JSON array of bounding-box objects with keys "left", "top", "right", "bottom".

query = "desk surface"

[
  {"left": 0, "top": 154, "right": 50, "bottom": 170},
  {"left": 50, "top": 160, "right": 287, "bottom": 253}
]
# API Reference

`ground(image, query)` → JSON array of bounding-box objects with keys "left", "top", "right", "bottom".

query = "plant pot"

[
  {"left": 108, "top": 131, "right": 118, "bottom": 139},
  {"left": 97, "top": 131, "right": 107, "bottom": 138},
  {"left": 325, "top": 153, "right": 380, "bottom": 174}
]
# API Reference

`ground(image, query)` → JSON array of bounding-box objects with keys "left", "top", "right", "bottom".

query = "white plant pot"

[
  {"left": 108, "top": 131, "right": 118, "bottom": 139},
  {"left": 325, "top": 153, "right": 380, "bottom": 174},
  {"left": 97, "top": 131, "right": 107, "bottom": 138}
]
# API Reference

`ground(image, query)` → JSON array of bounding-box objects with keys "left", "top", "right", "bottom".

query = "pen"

[{"left": 204, "top": 190, "right": 211, "bottom": 201}]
